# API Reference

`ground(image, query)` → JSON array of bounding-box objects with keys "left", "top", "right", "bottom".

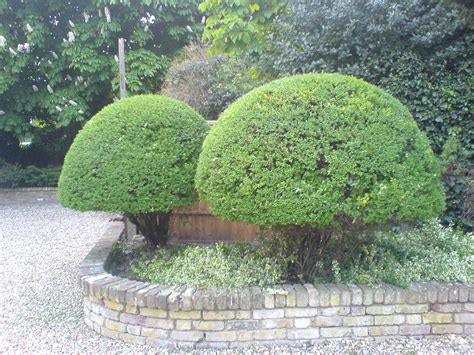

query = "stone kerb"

[{"left": 80, "top": 222, "right": 474, "bottom": 348}]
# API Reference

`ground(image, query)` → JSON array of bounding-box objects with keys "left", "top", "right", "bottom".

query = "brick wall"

[{"left": 80, "top": 223, "right": 474, "bottom": 349}]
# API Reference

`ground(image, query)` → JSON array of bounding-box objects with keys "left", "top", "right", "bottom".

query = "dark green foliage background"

[
  {"left": 58, "top": 95, "right": 209, "bottom": 213},
  {"left": 196, "top": 74, "right": 445, "bottom": 228},
  {"left": 0, "top": 159, "right": 60, "bottom": 188},
  {"left": 256, "top": 0, "right": 473, "bottom": 229},
  {"left": 0, "top": 0, "right": 201, "bottom": 166}
]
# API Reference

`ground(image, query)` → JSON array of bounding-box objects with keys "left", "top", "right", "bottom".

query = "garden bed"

[{"left": 79, "top": 221, "right": 474, "bottom": 349}]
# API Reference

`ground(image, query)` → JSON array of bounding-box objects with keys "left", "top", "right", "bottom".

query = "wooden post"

[
  {"left": 118, "top": 37, "right": 133, "bottom": 238},
  {"left": 118, "top": 38, "right": 126, "bottom": 99}
]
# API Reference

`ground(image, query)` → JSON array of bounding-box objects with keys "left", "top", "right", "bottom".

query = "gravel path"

[{"left": 0, "top": 197, "right": 472, "bottom": 353}]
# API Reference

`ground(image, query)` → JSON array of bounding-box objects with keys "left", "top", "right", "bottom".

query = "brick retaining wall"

[{"left": 80, "top": 222, "right": 474, "bottom": 348}]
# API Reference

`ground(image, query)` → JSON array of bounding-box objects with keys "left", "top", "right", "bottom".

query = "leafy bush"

[
  {"left": 196, "top": 73, "right": 445, "bottom": 228},
  {"left": 130, "top": 242, "right": 287, "bottom": 288},
  {"left": 0, "top": 160, "right": 61, "bottom": 188},
  {"left": 328, "top": 220, "right": 473, "bottom": 287},
  {"left": 255, "top": 0, "right": 473, "bottom": 230},
  {"left": 161, "top": 43, "right": 260, "bottom": 120},
  {"left": 58, "top": 95, "right": 209, "bottom": 246}
]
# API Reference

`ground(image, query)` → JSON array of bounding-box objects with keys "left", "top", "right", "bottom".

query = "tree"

[
  {"left": 58, "top": 95, "right": 209, "bottom": 247},
  {"left": 199, "top": 0, "right": 286, "bottom": 55},
  {"left": 198, "top": 0, "right": 473, "bottom": 230},
  {"left": 0, "top": 0, "right": 201, "bottom": 166},
  {"left": 196, "top": 74, "right": 445, "bottom": 277}
]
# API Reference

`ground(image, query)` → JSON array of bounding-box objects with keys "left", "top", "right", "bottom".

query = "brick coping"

[
  {"left": 79, "top": 222, "right": 474, "bottom": 348},
  {"left": 0, "top": 187, "right": 57, "bottom": 192}
]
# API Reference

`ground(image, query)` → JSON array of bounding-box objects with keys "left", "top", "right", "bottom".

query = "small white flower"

[
  {"left": 47, "top": 84, "right": 54, "bottom": 94},
  {"left": 83, "top": 12, "right": 90, "bottom": 23},
  {"left": 68, "top": 20, "right": 75, "bottom": 27},
  {"left": 67, "top": 31, "right": 75, "bottom": 43},
  {"left": 55, "top": 106, "right": 62, "bottom": 112},
  {"left": 201, "top": 16, "right": 206, "bottom": 24},
  {"left": 50, "top": 51, "right": 58, "bottom": 59},
  {"left": 0, "top": 35, "right": 6, "bottom": 48},
  {"left": 66, "top": 74, "right": 72, "bottom": 81},
  {"left": 0, "top": 110, "right": 5, "bottom": 115},
  {"left": 144, "top": 25, "right": 149, "bottom": 32},
  {"left": 48, "top": 60, "right": 52, "bottom": 65},
  {"left": 69, "top": 100, "right": 77, "bottom": 106},
  {"left": 186, "top": 25, "right": 193, "bottom": 33},
  {"left": 9, "top": 47, "right": 16, "bottom": 55},
  {"left": 32, "top": 85, "right": 38, "bottom": 92},
  {"left": 104, "top": 6, "right": 111, "bottom": 23},
  {"left": 114, "top": 55, "right": 118, "bottom": 63},
  {"left": 23, "top": 43, "right": 30, "bottom": 52},
  {"left": 26, "top": 23, "right": 33, "bottom": 33},
  {"left": 78, "top": 110, "right": 84, "bottom": 115},
  {"left": 17, "top": 44, "right": 24, "bottom": 52}
]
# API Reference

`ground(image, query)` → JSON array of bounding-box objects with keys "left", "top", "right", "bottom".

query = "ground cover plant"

[
  {"left": 110, "top": 219, "right": 472, "bottom": 288},
  {"left": 58, "top": 94, "right": 208, "bottom": 246}
]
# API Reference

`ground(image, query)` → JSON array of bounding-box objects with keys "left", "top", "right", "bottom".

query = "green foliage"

[
  {"left": 196, "top": 73, "right": 445, "bottom": 228},
  {"left": 130, "top": 242, "right": 287, "bottom": 288},
  {"left": 199, "top": 0, "right": 286, "bottom": 55},
  {"left": 0, "top": 160, "right": 61, "bottom": 188},
  {"left": 328, "top": 220, "right": 473, "bottom": 287},
  {"left": 0, "top": 0, "right": 201, "bottom": 164},
  {"left": 58, "top": 95, "right": 209, "bottom": 213},
  {"left": 250, "top": 0, "right": 472, "bottom": 229},
  {"left": 161, "top": 43, "right": 261, "bottom": 119},
  {"left": 440, "top": 132, "right": 473, "bottom": 229}
]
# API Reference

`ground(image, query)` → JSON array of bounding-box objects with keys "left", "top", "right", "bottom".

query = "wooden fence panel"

[{"left": 169, "top": 201, "right": 259, "bottom": 242}]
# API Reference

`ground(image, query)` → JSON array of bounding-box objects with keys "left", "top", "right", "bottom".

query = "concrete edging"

[{"left": 79, "top": 222, "right": 474, "bottom": 348}]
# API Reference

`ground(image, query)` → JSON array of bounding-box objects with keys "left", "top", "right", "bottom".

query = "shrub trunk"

[{"left": 126, "top": 212, "right": 171, "bottom": 247}]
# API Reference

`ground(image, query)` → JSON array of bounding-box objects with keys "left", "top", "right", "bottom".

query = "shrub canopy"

[
  {"left": 58, "top": 95, "right": 208, "bottom": 213},
  {"left": 196, "top": 73, "right": 445, "bottom": 228}
]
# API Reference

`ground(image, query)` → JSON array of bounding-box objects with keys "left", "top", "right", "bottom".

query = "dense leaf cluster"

[
  {"left": 258, "top": 0, "right": 473, "bottom": 229},
  {"left": 161, "top": 43, "right": 260, "bottom": 120},
  {"left": 196, "top": 74, "right": 445, "bottom": 228},
  {"left": 58, "top": 95, "right": 208, "bottom": 213},
  {"left": 0, "top": 0, "right": 201, "bottom": 165}
]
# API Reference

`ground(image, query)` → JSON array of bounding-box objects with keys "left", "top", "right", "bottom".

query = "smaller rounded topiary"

[
  {"left": 58, "top": 95, "right": 209, "bottom": 246},
  {"left": 196, "top": 73, "right": 445, "bottom": 240}
]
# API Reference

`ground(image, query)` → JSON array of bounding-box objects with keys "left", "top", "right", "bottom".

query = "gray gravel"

[{"left": 0, "top": 196, "right": 473, "bottom": 353}]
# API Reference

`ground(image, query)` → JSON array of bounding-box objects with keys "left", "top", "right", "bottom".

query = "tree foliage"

[
  {"left": 161, "top": 42, "right": 261, "bottom": 119},
  {"left": 199, "top": 0, "right": 286, "bottom": 55},
  {"left": 196, "top": 74, "right": 445, "bottom": 228},
  {"left": 0, "top": 0, "right": 201, "bottom": 165},
  {"left": 58, "top": 95, "right": 209, "bottom": 246},
  {"left": 199, "top": 0, "right": 473, "bottom": 230}
]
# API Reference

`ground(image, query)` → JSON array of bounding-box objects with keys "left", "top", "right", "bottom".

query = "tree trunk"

[
  {"left": 273, "top": 225, "right": 333, "bottom": 281},
  {"left": 125, "top": 211, "right": 171, "bottom": 247}
]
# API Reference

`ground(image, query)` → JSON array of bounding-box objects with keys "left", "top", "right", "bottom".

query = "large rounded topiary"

[
  {"left": 196, "top": 73, "right": 445, "bottom": 233},
  {"left": 58, "top": 95, "right": 209, "bottom": 246}
]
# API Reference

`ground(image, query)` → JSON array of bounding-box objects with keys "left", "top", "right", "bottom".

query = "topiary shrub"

[
  {"left": 58, "top": 95, "right": 209, "bottom": 246},
  {"left": 196, "top": 73, "right": 446, "bottom": 276}
]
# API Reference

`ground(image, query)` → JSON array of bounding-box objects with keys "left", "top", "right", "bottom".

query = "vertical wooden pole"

[
  {"left": 118, "top": 37, "right": 133, "bottom": 238},
  {"left": 118, "top": 38, "right": 126, "bottom": 99}
]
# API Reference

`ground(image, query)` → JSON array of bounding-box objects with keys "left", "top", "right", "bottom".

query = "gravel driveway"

[{"left": 0, "top": 194, "right": 472, "bottom": 353}]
